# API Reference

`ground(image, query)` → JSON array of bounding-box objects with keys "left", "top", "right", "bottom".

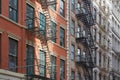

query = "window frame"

[
  {"left": 50, "top": 21, "right": 57, "bottom": 43},
  {"left": 71, "top": 71, "right": 75, "bottom": 80},
  {"left": 9, "top": 0, "right": 18, "bottom": 22},
  {"left": 71, "top": 44, "right": 75, "bottom": 60},
  {"left": 9, "top": 38, "right": 18, "bottom": 72},
  {"left": 60, "top": 0, "right": 65, "bottom": 17},
  {"left": 26, "top": 45, "right": 34, "bottom": 75},
  {"left": 71, "top": 20, "right": 75, "bottom": 35},
  {"left": 26, "top": 4, "right": 34, "bottom": 29},
  {"left": 40, "top": 50, "right": 46, "bottom": 77},
  {"left": 40, "top": 13, "right": 46, "bottom": 36},
  {"left": 60, "top": 27, "right": 65, "bottom": 47},
  {"left": 71, "top": 0, "right": 75, "bottom": 12},
  {"left": 51, "top": 55, "right": 56, "bottom": 80},
  {"left": 60, "top": 59, "right": 65, "bottom": 80}
]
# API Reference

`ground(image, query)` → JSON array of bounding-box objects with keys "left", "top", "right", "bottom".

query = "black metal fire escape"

[
  {"left": 76, "top": 0, "right": 96, "bottom": 80},
  {"left": 26, "top": 0, "right": 56, "bottom": 80}
]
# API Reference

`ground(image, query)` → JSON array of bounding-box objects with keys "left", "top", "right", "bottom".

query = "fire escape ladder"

[
  {"left": 76, "top": 0, "right": 96, "bottom": 80},
  {"left": 26, "top": 0, "right": 56, "bottom": 79}
]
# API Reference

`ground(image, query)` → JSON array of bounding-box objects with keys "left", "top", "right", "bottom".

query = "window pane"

[
  {"left": 71, "top": 44, "right": 75, "bottom": 60},
  {"left": 26, "top": 4, "right": 34, "bottom": 29},
  {"left": 71, "top": 0, "right": 75, "bottom": 11},
  {"left": 71, "top": 71, "right": 75, "bottom": 80},
  {"left": 71, "top": 20, "right": 75, "bottom": 35},
  {"left": 51, "top": 56, "right": 56, "bottom": 80},
  {"left": 9, "top": 0, "right": 18, "bottom": 22},
  {"left": 60, "top": 27, "right": 65, "bottom": 47},
  {"left": 9, "top": 38, "right": 18, "bottom": 72},
  {"left": 60, "top": 59, "right": 65, "bottom": 80},
  {"left": 40, "top": 50, "right": 46, "bottom": 77},
  {"left": 26, "top": 45, "right": 34, "bottom": 75},
  {"left": 50, "top": 21, "right": 57, "bottom": 42},
  {"left": 60, "top": 0, "right": 65, "bottom": 16},
  {"left": 40, "top": 13, "right": 46, "bottom": 36}
]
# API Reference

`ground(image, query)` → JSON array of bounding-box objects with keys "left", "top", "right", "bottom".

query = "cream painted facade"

[
  {"left": 92, "top": 0, "right": 112, "bottom": 80},
  {"left": 111, "top": 0, "right": 120, "bottom": 80},
  {"left": 67, "top": 0, "right": 113, "bottom": 80}
]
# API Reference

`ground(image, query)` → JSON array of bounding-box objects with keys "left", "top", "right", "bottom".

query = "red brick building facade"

[{"left": 0, "top": 0, "right": 67, "bottom": 80}]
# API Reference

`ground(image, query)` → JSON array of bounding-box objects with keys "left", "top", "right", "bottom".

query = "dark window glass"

[
  {"left": 78, "top": 73, "right": 81, "bottom": 80},
  {"left": 99, "top": 14, "right": 101, "bottom": 25},
  {"left": 71, "top": 71, "right": 75, "bottom": 80},
  {"left": 93, "top": 8, "right": 97, "bottom": 21},
  {"left": 50, "top": 21, "right": 57, "bottom": 42},
  {"left": 99, "top": 52, "right": 101, "bottom": 67},
  {"left": 51, "top": 55, "right": 56, "bottom": 80},
  {"left": 60, "top": 27, "right": 65, "bottom": 47},
  {"left": 71, "top": 0, "right": 75, "bottom": 11},
  {"left": 71, "top": 44, "right": 75, "bottom": 60},
  {"left": 9, "top": 0, "right": 18, "bottom": 22},
  {"left": 60, "top": 59, "right": 65, "bottom": 80},
  {"left": 60, "top": 0, "right": 65, "bottom": 17},
  {"left": 40, "top": 50, "right": 46, "bottom": 77},
  {"left": 9, "top": 38, "right": 18, "bottom": 72},
  {"left": 26, "top": 4, "right": 34, "bottom": 29},
  {"left": 94, "top": 71, "right": 97, "bottom": 80},
  {"left": 99, "top": 33, "right": 101, "bottom": 44},
  {"left": 26, "top": 45, "right": 34, "bottom": 75},
  {"left": 71, "top": 20, "right": 75, "bottom": 35},
  {"left": 40, "top": 13, "right": 46, "bottom": 36}
]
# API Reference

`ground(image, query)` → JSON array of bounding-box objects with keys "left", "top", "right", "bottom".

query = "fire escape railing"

[
  {"left": 26, "top": 0, "right": 57, "bottom": 80},
  {"left": 76, "top": 0, "right": 97, "bottom": 80}
]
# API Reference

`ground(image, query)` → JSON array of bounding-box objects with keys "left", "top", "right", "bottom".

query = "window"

[
  {"left": 93, "top": 28, "right": 96, "bottom": 41},
  {"left": 71, "top": 71, "right": 75, "bottom": 80},
  {"left": 77, "top": 25, "right": 81, "bottom": 38},
  {"left": 50, "top": 0, "right": 56, "bottom": 10},
  {"left": 93, "top": 8, "right": 97, "bottom": 21},
  {"left": 77, "top": 2, "right": 81, "bottom": 12},
  {"left": 71, "top": 20, "right": 75, "bottom": 35},
  {"left": 103, "top": 55, "right": 106, "bottom": 67},
  {"left": 60, "top": 0, "right": 65, "bottom": 17},
  {"left": 50, "top": 21, "right": 57, "bottom": 42},
  {"left": 26, "top": 45, "right": 34, "bottom": 75},
  {"left": 51, "top": 55, "right": 56, "bottom": 80},
  {"left": 9, "top": 38, "right": 18, "bottom": 72},
  {"left": 26, "top": 4, "right": 34, "bottom": 29},
  {"left": 40, "top": 13, "right": 46, "bottom": 36},
  {"left": 93, "top": 49, "right": 97, "bottom": 64},
  {"left": 60, "top": 27, "right": 65, "bottom": 47},
  {"left": 78, "top": 73, "right": 81, "bottom": 80},
  {"left": 94, "top": 71, "right": 97, "bottom": 80},
  {"left": 77, "top": 48, "right": 81, "bottom": 55},
  {"left": 60, "top": 59, "right": 65, "bottom": 80},
  {"left": 40, "top": 50, "right": 46, "bottom": 77},
  {"left": 71, "top": 0, "right": 75, "bottom": 11},
  {"left": 99, "top": 74, "right": 101, "bottom": 80},
  {"left": 99, "top": 52, "right": 101, "bottom": 67},
  {"left": 99, "top": 14, "right": 101, "bottom": 25},
  {"left": 9, "top": 0, "right": 18, "bottom": 22},
  {"left": 71, "top": 44, "right": 75, "bottom": 60},
  {"left": 99, "top": 33, "right": 101, "bottom": 44}
]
